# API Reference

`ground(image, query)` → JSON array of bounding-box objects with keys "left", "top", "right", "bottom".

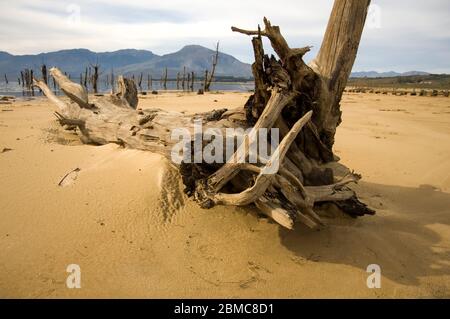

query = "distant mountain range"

[
  {"left": 0, "top": 47, "right": 435, "bottom": 81},
  {"left": 0, "top": 45, "right": 253, "bottom": 80},
  {"left": 350, "top": 71, "right": 429, "bottom": 78}
]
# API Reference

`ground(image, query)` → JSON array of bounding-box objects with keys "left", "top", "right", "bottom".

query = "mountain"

[
  {"left": 351, "top": 71, "right": 429, "bottom": 78},
  {"left": 116, "top": 45, "right": 252, "bottom": 78},
  {"left": 0, "top": 49, "right": 156, "bottom": 79},
  {"left": 0, "top": 46, "right": 253, "bottom": 80}
]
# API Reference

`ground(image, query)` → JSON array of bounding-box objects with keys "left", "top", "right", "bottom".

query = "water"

[{"left": 0, "top": 80, "right": 255, "bottom": 98}]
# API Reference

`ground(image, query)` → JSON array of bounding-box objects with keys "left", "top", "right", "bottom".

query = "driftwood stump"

[{"left": 34, "top": 0, "right": 375, "bottom": 230}]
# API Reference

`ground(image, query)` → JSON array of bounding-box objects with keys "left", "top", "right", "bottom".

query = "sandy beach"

[{"left": 0, "top": 91, "right": 449, "bottom": 298}]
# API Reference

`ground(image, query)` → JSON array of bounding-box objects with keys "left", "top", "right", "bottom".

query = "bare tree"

[{"left": 204, "top": 41, "right": 219, "bottom": 92}]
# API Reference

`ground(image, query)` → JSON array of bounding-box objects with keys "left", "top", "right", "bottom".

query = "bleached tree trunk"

[{"left": 34, "top": 0, "right": 374, "bottom": 230}]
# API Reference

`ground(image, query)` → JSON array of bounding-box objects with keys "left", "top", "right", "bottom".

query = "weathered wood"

[
  {"left": 41, "top": 65, "right": 48, "bottom": 85},
  {"left": 205, "top": 42, "right": 219, "bottom": 91},
  {"left": 182, "top": 66, "right": 186, "bottom": 91},
  {"left": 138, "top": 73, "right": 143, "bottom": 92},
  {"left": 163, "top": 68, "right": 168, "bottom": 90},
  {"left": 204, "top": 70, "right": 209, "bottom": 91},
  {"left": 310, "top": 0, "right": 371, "bottom": 149},
  {"left": 37, "top": 2, "right": 374, "bottom": 230},
  {"left": 116, "top": 75, "right": 138, "bottom": 109}
]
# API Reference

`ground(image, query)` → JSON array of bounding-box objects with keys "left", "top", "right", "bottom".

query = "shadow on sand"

[{"left": 279, "top": 181, "right": 450, "bottom": 288}]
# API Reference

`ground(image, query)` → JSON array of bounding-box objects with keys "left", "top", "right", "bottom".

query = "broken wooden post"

[
  {"left": 138, "top": 73, "right": 143, "bottom": 92},
  {"left": 92, "top": 64, "right": 99, "bottom": 94},
  {"left": 111, "top": 69, "right": 115, "bottom": 94},
  {"left": 163, "top": 68, "right": 168, "bottom": 90},
  {"left": 177, "top": 72, "right": 180, "bottom": 90},
  {"left": 30, "top": 70, "right": 34, "bottom": 96},
  {"left": 182, "top": 66, "right": 186, "bottom": 91},
  {"left": 204, "top": 70, "right": 209, "bottom": 91},
  {"left": 20, "top": 71, "right": 25, "bottom": 88},
  {"left": 41, "top": 65, "right": 48, "bottom": 85},
  {"left": 187, "top": 72, "right": 191, "bottom": 92},
  {"left": 116, "top": 76, "right": 138, "bottom": 109},
  {"left": 83, "top": 67, "right": 88, "bottom": 88},
  {"left": 191, "top": 71, "right": 195, "bottom": 92}
]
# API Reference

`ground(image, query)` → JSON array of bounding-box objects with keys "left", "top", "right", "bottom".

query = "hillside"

[
  {"left": 117, "top": 45, "right": 252, "bottom": 78},
  {"left": 350, "top": 71, "right": 429, "bottom": 78},
  {"left": 0, "top": 46, "right": 253, "bottom": 80},
  {"left": 348, "top": 73, "right": 450, "bottom": 90}
]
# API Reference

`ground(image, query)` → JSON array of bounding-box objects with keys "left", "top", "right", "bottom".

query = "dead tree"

[
  {"left": 182, "top": 66, "right": 186, "bottom": 91},
  {"left": 20, "top": 71, "right": 25, "bottom": 88},
  {"left": 111, "top": 69, "right": 115, "bottom": 94},
  {"left": 204, "top": 42, "right": 219, "bottom": 92},
  {"left": 35, "top": 1, "right": 374, "bottom": 230},
  {"left": 41, "top": 65, "right": 48, "bottom": 85},
  {"left": 177, "top": 72, "right": 180, "bottom": 90},
  {"left": 191, "top": 71, "right": 195, "bottom": 92},
  {"left": 187, "top": 72, "right": 191, "bottom": 92},
  {"left": 163, "top": 68, "right": 168, "bottom": 90},
  {"left": 204, "top": 70, "right": 209, "bottom": 91},
  {"left": 83, "top": 67, "right": 88, "bottom": 88},
  {"left": 91, "top": 63, "right": 100, "bottom": 94},
  {"left": 138, "top": 72, "right": 143, "bottom": 92},
  {"left": 30, "top": 70, "right": 35, "bottom": 95}
]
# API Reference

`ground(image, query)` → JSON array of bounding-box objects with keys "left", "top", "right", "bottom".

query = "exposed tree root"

[{"left": 34, "top": 0, "right": 375, "bottom": 230}]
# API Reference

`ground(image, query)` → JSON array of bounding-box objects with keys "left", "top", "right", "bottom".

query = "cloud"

[{"left": 0, "top": 0, "right": 448, "bottom": 73}]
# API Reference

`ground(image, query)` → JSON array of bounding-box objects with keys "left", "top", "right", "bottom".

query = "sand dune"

[{"left": 0, "top": 92, "right": 449, "bottom": 298}]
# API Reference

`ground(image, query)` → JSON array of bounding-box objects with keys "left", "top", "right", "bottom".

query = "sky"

[{"left": 0, "top": 0, "right": 449, "bottom": 73}]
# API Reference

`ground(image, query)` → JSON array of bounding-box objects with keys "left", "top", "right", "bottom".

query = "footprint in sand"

[{"left": 155, "top": 161, "right": 186, "bottom": 223}]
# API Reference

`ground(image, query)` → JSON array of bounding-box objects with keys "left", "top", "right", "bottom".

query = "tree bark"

[
  {"left": 310, "top": 0, "right": 371, "bottom": 149},
  {"left": 35, "top": 1, "right": 374, "bottom": 230}
]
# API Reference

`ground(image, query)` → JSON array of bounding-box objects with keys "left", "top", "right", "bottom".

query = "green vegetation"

[{"left": 348, "top": 74, "right": 450, "bottom": 90}]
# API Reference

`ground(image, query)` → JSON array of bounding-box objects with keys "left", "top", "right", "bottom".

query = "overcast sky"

[{"left": 0, "top": 0, "right": 449, "bottom": 73}]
